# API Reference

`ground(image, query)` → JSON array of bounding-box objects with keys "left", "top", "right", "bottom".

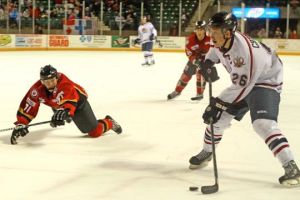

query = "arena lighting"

[{"left": 232, "top": 8, "right": 280, "bottom": 19}]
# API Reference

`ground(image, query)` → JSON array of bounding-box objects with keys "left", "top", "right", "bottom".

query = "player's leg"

[
  {"left": 141, "top": 43, "right": 149, "bottom": 66},
  {"left": 191, "top": 69, "right": 206, "bottom": 101},
  {"left": 248, "top": 87, "right": 300, "bottom": 186},
  {"left": 141, "top": 42, "right": 154, "bottom": 66},
  {"left": 168, "top": 61, "right": 196, "bottom": 100},
  {"left": 189, "top": 112, "right": 235, "bottom": 169},
  {"left": 72, "top": 101, "right": 120, "bottom": 137},
  {"left": 189, "top": 101, "right": 249, "bottom": 169},
  {"left": 147, "top": 41, "right": 155, "bottom": 65}
]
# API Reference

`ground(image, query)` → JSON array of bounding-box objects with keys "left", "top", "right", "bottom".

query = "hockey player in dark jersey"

[
  {"left": 10, "top": 65, "right": 122, "bottom": 145},
  {"left": 167, "top": 20, "right": 211, "bottom": 101}
]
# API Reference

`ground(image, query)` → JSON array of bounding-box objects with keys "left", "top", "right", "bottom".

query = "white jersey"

[
  {"left": 138, "top": 22, "right": 157, "bottom": 44},
  {"left": 206, "top": 31, "right": 283, "bottom": 103}
]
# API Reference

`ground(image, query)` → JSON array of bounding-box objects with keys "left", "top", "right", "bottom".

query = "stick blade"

[{"left": 201, "top": 184, "right": 218, "bottom": 194}]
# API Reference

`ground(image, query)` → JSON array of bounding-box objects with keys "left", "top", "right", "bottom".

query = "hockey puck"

[{"left": 189, "top": 186, "right": 199, "bottom": 191}]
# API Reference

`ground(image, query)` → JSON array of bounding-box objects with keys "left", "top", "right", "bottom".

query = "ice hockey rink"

[{"left": 0, "top": 51, "right": 299, "bottom": 200}]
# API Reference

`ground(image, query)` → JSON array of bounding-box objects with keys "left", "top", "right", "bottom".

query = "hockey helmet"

[
  {"left": 40, "top": 65, "right": 57, "bottom": 80},
  {"left": 195, "top": 20, "right": 206, "bottom": 29},
  {"left": 208, "top": 11, "right": 237, "bottom": 33}
]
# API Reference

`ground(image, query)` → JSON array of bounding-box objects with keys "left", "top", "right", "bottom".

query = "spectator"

[
  {"left": 0, "top": 5, "right": 5, "bottom": 20},
  {"left": 9, "top": 8, "right": 18, "bottom": 28},
  {"left": 115, "top": 11, "right": 125, "bottom": 29},
  {"left": 123, "top": 13, "right": 134, "bottom": 30},
  {"left": 274, "top": 27, "right": 283, "bottom": 38},
  {"left": 169, "top": 23, "right": 178, "bottom": 36},
  {"left": 35, "top": 24, "right": 43, "bottom": 34},
  {"left": 257, "top": 28, "right": 267, "bottom": 38},
  {"left": 289, "top": 29, "right": 298, "bottom": 39},
  {"left": 23, "top": 8, "right": 30, "bottom": 18}
]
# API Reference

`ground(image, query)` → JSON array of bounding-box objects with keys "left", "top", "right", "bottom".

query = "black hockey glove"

[
  {"left": 50, "top": 109, "right": 71, "bottom": 128},
  {"left": 198, "top": 59, "right": 219, "bottom": 82},
  {"left": 10, "top": 124, "right": 29, "bottom": 145},
  {"left": 149, "top": 33, "right": 155, "bottom": 41},
  {"left": 202, "top": 97, "right": 228, "bottom": 124},
  {"left": 134, "top": 38, "right": 141, "bottom": 45}
]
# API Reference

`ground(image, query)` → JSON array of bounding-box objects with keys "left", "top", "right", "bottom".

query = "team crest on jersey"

[
  {"left": 52, "top": 91, "right": 64, "bottom": 104},
  {"left": 31, "top": 89, "right": 38, "bottom": 97},
  {"left": 233, "top": 56, "right": 245, "bottom": 68}
]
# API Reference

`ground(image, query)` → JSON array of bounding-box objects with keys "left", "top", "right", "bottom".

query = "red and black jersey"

[
  {"left": 185, "top": 33, "right": 211, "bottom": 63},
  {"left": 16, "top": 73, "right": 87, "bottom": 125}
]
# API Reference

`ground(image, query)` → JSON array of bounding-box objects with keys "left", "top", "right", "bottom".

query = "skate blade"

[
  {"left": 281, "top": 177, "right": 300, "bottom": 187},
  {"left": 191, "top": 96, "right": 203, "bottom": 101},
  {"left": 189, "top": 161, "right": 210, "bottom": 170}
]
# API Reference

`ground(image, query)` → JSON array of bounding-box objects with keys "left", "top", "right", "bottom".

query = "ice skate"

[
  {"left": 189, "top": 149, "right": 212, "bottom": 169},
  {"left": 279, "top": 160, "right": 300, "bottom": 187},
  {"left": 149, "top": 60, "right": 155, "bottom": 65},
  {"left": 141, "top": 61, "right": 150, "bottom": 66},
  {"left": 167, "top": 91, "right": 181, "bottom": 100},
  {"left": 191, "top": 94, "right": 204, "bottom": 101},
  {"left": 105, "top": 115, "right": 122, "bottom": 134}
]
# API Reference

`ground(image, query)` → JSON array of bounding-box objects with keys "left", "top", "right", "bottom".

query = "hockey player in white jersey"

[
  {"left": 134, "top": 16, "right": 157, "bottom": 66},
  {"left": 189, "top": 11, "right": 300, "bottom": 187}
]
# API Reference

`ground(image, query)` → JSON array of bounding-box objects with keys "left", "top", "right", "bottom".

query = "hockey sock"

[
  {"left": 265, "top": 131, "right": 294, "bottom": 166},
  {"left": 196, "top": 72, "right": 206, "bottom": 94},
  {"left": 88, "top": 119, "right": 113, "bottom": 138},
  {"left": 203, "top": 127, "right": 223, "bottom": 152},
  {"left": 175, "top": 73, "right": 191, "bottom": 93}
]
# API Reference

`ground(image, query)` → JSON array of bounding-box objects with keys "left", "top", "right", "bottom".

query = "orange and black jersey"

[{"left": 16, "top": 73, "right": 88, "bottom": 125}]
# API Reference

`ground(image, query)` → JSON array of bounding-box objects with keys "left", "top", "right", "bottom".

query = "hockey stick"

[
  {"left": 156, "top": 39, "right": 163, "bottom": 47},
  {"left": 201, "top": 78, "right": 219, "bottom": 194},
  {"left": 0, "top": 120, "right": 51, "bottom": 132}
]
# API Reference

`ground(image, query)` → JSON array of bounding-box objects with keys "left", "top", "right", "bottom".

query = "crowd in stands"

[
  {"left": 239, "top": 0, "right": 299, "bottom": 39},
  {"left": 0, "top": 0, "right": 197, "bottom": 33},
  {"left": 0, "top": 0, "right": 299, "bottom": 39}
]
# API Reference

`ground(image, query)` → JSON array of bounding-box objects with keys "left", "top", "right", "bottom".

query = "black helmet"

[
  {"left": 208, "top": 11, "right": 237, "bottom": 33},
  {"left": 195, "top": 20, "right": 206, "bottom": 29},
  {"left": 40, "top": 65, "right": 57, "bottom": 80}
]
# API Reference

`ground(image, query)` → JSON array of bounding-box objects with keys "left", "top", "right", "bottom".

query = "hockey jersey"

[
  {"left": 138, "top": 22, "right": 157, "bottom": 44},
  {"left": 185, "top": 33, "right": 211, "bottom": 62},
  {"left": 206, "top": 31, "right": 283, "bottom": 103},
  {"left": 15, "top": 73, "right": 88, "bottom": 125}
]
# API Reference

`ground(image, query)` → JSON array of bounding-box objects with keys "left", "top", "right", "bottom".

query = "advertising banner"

[
  {"left": 112, "top": 36, "right": 130, "bottom": 48},
  {"left": 48, "top": 35, "right": 70, "bottom": 48},
  {"left": 68, "top": 35, "right": 111, "bottom": 48},
  {"left": 15, "top": 34, "right": 45, "bottom": 47},
  {"left": 232, "top": 8, "right": 280, "bottom": 19},
  {"left": 0, "top": 34, "right": 14, "bottom": 48},
  {"left": 129, "top": 36, "right": 184, "bottom": 49}
]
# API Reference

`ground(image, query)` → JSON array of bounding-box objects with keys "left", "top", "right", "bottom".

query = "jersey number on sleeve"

[{"left": 24, "top": 103, "right": 32, "bottom": 113}]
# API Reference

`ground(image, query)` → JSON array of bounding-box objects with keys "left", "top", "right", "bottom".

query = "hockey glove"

[
  {"left": 198, "top": 60, "right": 219, "bottom": 82},
  {"left": 10, "top": 124, "right": 29, "bottom": 145},
  {"left": 134, "top": 38, "right": 141, "bottom": 45},
  {"left": 149, "top": 33, "right": 155, "bottom": 41},
  {"left": 192, "top": 59, "right": 201, "bottom": 67},
  {"left": 202, "top": 97, "right": 228, "bottom": 124},
  {"left": 50, "top": 109, "right": 71, "bottom": 128}
]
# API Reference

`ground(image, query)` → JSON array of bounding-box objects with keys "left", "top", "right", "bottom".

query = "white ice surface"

[{"left": 0, "top": 51, "right": 299, "bottom": 200}]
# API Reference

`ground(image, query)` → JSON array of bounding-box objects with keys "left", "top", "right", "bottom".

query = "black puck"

[{"left": 189, "top": 186, "right": 199, "bottom": 191}]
